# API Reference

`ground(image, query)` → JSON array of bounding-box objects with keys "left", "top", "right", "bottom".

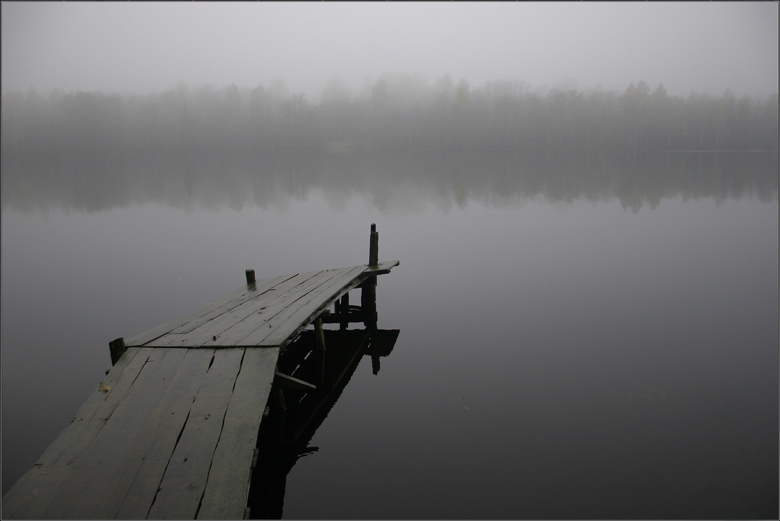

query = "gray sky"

[{"left": 2, "top": 2, "right": 777, "bottom": 98}]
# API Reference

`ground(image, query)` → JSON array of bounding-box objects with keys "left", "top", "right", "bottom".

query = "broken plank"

[{"left": 274, "top": 369, "right": 317, "bottom": 391}]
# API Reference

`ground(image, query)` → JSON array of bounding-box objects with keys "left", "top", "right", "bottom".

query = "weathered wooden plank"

[
  {"left": 197, "top": 348, "right": 279, "bottom": 520},
  {"left": 124, "top": 275, "right": 291, "bottom": 347},
  {"left": 179, "top": 270, "right": 329, "bottom": 347},
  {"left": 167, "top": 274, "right": 295, "bottom": 335},
  {"left": 363, "top": 259, "right": 400, "bottom": 276},
  {"left": 129, "top": 263, "right": 398, "bottom": 350},
  {"left": 125, "top": 296, "right": 248, "bottom": 347},
  {"left": 4, "top": 258, "right": 400, "bottom": 520},
  {"left": 1, "top": 347, "right": 149, "bottom": 519},
  {"left": 147, "top": 348, "right": 247, "bottom": 520},
  {"left": 258, "top": 265, "right": 368, "bottom": 347},
  {"left": 211, "top": 267, "right": 357, "bottom": 347},
  {"left": 114, "top": 349, "right": 217, "bottom": 519},
  {"left": 152, "top": 271, "right": 326, "bottom": 348},
  {"left": 273, "top": 369, "right": 318, "bottom": 391},
  {"left": 38, "top": 348, "right": 186, "bottom": 519},
  {"left": 234, "top": 266, "right": 362, "bottom": 347}
]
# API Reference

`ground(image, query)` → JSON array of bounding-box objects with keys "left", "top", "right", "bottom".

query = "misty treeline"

[{"left": 2, "top": 75, "right": 777, "bottom": 154}]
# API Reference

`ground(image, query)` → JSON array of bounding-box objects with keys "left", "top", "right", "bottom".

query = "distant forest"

[{"left": 2, "top": 75, "right": 777, "bottom": 154}]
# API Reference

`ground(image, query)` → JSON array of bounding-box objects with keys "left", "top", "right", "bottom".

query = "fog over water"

[
  {"left": 2, "top": 150, "right": 778, "bottom": 517},
  {"left": 2, "top": 2, "right": 778, "bottom": 98},
  {"left": 1, "top": 2, "right": 778, "bottom": 519}
]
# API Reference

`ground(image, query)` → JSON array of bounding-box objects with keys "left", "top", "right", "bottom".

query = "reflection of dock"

[
  {"left": 2, "top": 225, "right": 399, "bottom": 520},
  {"left": 248, "top": 327, "right": 399, "bottom": 518}
]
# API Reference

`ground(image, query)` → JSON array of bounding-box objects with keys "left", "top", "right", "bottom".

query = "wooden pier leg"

[
  {"left": 246, "top": 269, "right": 256, "bottom": 285},
  {"left": 361, "top": 280, "right": 377, "bottom": 328},
  {"left": 108, "top": 337, "right": 126, "bottom": 366},
  {"left": 315, "top": 317, "right": 326, "bottom": 387},
  {"left": 276, "top": 389, "right": 286, "bottom": 412},
  {"left": 339, "top": 293, "right": 349, "bottom": 331}
]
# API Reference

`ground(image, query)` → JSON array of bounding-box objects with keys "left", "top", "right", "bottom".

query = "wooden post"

[
  {"left": 109, "top": 337, "right": 126, "bottom": 366},
  {"left": 369, "top": 223, "right": 379, "bottom": 267},
  {"left": 364, "top": 223, "right": 379, "bottom": 327},
  {"left": 339, "top": 293, "right": 349, "bottom": 331},
  {"left": 314, "top": 317, "right": 326, "bottom": 387},
  {"left": 245, "top": 269, "right": 256, "bottom": 284},
  {"left": 361, "top": 282, "right": 377, "bottom": 328}
]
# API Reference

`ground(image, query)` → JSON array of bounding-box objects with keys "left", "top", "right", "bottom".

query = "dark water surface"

[{"left": 2, "top": 150, "right": 777, "bottom": 518}]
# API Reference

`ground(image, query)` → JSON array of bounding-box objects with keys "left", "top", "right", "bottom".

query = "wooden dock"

[{"left": 2, "top": 225, "right": 398, "bottom": 520}]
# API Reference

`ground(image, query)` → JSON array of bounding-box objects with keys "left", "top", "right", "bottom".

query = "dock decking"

[{"left": 3, "top": 226, "right": 398, "bottom": 519}]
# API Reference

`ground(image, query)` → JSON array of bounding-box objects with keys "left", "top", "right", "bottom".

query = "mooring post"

[
  {"left": 363, "top": 224, "right": 379, "bottom": 327},
  {"left": 245, "top": 269, "right": 256, "bottom": 285},
  {"left": 369, "top": 223, "right": 379, "bottom": 267},
  {"left": 109, "top": 337, "right": 126, "bottom": 366}
]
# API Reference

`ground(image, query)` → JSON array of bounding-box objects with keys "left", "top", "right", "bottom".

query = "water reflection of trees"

[{"left": 2, "top": 149, "right": 776, "bottom": 214}]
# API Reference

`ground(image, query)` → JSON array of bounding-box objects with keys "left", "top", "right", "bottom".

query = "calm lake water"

[{"left": 2, "top": 149, "right": 777, "bottom": 518}]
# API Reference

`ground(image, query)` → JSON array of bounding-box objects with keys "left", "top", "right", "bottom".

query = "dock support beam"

[
  {"left": 275, "top": 389, "right": 286, "bottom": 412},
  {"left": 361, "top": 282, "right": 377, "bottom": 328},
  {"left": 314, "top": 317, "right": 326, "bottom": 387},
  {"left": 339, "top": 293, "right": 349, "bottom": 330},
  {"left": 246, "top": 269, "right": 256, "bottom": 285}
]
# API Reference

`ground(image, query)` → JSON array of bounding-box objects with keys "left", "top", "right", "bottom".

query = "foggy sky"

[{"left": 2, "top": 2, "right": 778, "bottom": 99}]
